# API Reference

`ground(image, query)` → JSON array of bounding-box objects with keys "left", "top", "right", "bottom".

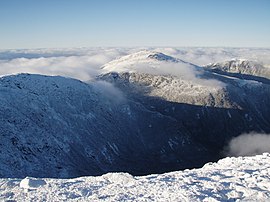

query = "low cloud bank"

[
  {"left": 155, "top": 47, "right": 270, "bottom": 66},
  {"left": 0, "top": 48, "right": 125, "bottom": 81},
  {"left": 225, "top": 133, "right": 270, "bottom": 157},
  {"left": 0, "top": 47, "right": 269, "bottom": 83},
  {"left": 0, "top": 48, "right": 128, "bottom": 103}
]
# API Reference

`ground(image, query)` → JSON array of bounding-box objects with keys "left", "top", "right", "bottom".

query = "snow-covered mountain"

[
  {"left": 0, "top": 50, "right": 270, "bottom": 179},
  {"left": 101, "top": 50, "right": 195, "bottom": 73},
  {"left": 100, "top": 50, "right": 226, "bottom": 105},
  {"left": 1, "top": 153, "right": 270, "bottom": 201},
  {"left": 99, "top": 51, "right": 270, "bottom": 134},
  {"left": 99, "top": 50, "right": 270, "bottom": 168},
  {"left": 205, "top": 59, "right": 270, "bottom": 79}
]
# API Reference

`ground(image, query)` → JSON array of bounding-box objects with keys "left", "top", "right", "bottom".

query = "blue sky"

[{"left": 0, "top": 0, "right": 269, "bottom": 49}]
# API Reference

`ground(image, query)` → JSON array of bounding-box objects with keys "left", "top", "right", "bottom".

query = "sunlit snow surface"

[{"left": 1, "top": 153, "right": 270, "bottom": 201}]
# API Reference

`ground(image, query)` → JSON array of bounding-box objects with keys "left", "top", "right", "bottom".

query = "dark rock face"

[{"left": 0, "top": 65, "right": 270, "bottom": 178}]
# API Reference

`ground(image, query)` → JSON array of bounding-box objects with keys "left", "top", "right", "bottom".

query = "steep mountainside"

[{"left": 0, "top": 74, "right": 212, "bottom": 178}]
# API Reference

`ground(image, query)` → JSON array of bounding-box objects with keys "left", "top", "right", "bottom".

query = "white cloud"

[
  {"left": 137, "top": 62, "right": 224, "bottom": 88},
  {"left": 154, "top": 47, "right": 270, "bottom": 66},
  {"left": 224, "top": 133, "right": 270, "bottom": 157},
  {"left": 92, "top": 80, "right": 126, "bottom": 104},
  {"left": 0, "top": 48, "right": 125, "bottom": 81}
]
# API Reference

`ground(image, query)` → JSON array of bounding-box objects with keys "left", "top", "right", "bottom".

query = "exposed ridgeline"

[{"left": 0, "top": 51, "right": 270, "bottom": 178}]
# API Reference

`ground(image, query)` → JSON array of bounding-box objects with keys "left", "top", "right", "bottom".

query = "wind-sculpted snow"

[{"left": 1, "top": 153, "right": 270, "bottom": 201}]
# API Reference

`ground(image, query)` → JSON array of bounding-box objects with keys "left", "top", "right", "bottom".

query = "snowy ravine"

[{"left": 1, "top": 153, "right": 270, "bottom": 201}]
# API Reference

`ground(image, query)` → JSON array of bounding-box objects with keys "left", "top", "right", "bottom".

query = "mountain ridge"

[{"left": 205, "top": 58, "right": 270, "bottom": 79}]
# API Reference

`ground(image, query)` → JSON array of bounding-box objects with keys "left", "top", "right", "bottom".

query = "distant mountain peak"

[
  {"left": 205, "top": 59, "right": 270, "bottom": 79},
  {"left": 209, "top": 59, "right": 259, "bottom": 67}
]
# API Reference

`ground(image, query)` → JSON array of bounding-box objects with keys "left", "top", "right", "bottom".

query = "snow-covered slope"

[
  {"left": 101, "top": 50, "right": 195, "bottom": 74},
  {"left": 99, "top": 51, "right": 270, "bottom": 126},
  {"left": 99, "top": 51, "right": 270, "bottom": 109},
  {"left": 100, "top": 50, "right": 227, "bottom": 106},
  {"left": 0, "top": 73, "right": 219, "bottom": 178},
  {"left": 0, "top": 74, "right": 131, "bottom": 177},
  {"left": 1, "top": 153, "right": 270, "bottom": 201}
]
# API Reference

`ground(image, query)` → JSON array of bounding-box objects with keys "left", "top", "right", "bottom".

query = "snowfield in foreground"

[{"left": 1, "top": 153, "right": 270, "bottom": 201}]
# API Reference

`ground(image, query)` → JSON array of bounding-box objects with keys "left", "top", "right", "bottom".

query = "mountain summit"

[{"left": 101, "top": 50, "right": 196, "bottom": 75}]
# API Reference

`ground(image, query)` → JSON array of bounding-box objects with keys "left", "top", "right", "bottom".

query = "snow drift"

[{"left": 1, "top": 153, "right": 270, "bottom": 201}]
